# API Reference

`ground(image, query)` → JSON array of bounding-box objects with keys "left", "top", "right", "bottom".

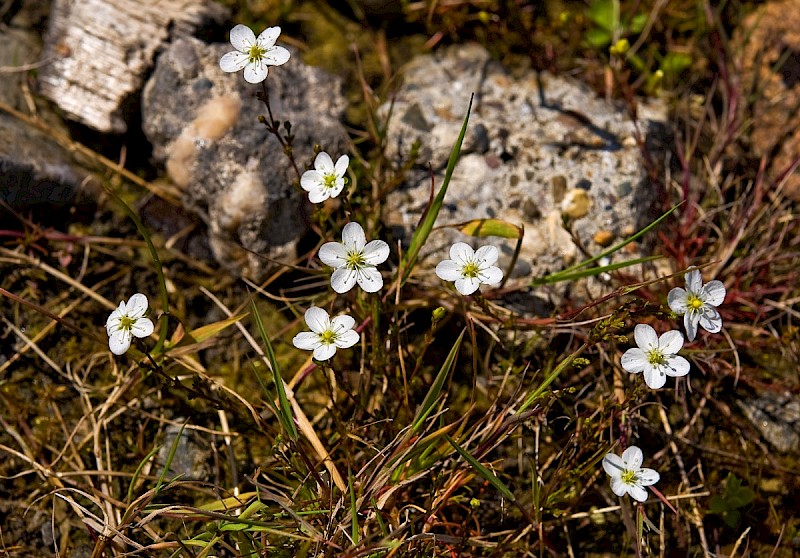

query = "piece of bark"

[{"left": 38, "top": 0, "right": 228, "bottom": 133}]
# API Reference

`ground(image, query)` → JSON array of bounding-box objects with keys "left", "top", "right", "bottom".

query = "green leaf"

[
  {"left": 250, "top": 298, "right": 298, "bottom": 441},
  {"left": 411, "top": 330, "right": 465, "bottom": 433},
  {"left": 659, "top": 52, "right": 692, "bottom": 76},
  {"left": 401, "top": 95, "right": 473, "bottom": 285},
  {"left": 586, "top": 0, "right": 615, "bottom": 31},
  {"left": 455, "top": 218, "right": 523, "bottom": 239},
  {"left": 446, "top": 434, "right": 515, "bottom": 502}
]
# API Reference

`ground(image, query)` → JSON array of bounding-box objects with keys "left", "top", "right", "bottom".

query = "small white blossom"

[
  {"left": 219, "top": 24, "right": 290, "bottom": 84},
  {"left": 435, "top": 243, "right": 504, "bottom": 296},
  {"left": 105, "top": 293, "right": 154, "bottom": 355},
  {"left": 301, "top": 152, "right": 349, "bottom": 203},
  {"left": 602, "top": 446, "right": 660, "bottom": 502},
  {"left": 668, "top": 268, "right": 726, "bottom": 341},
  {"left": 292, "top": 306, "right": 359, "bottom": 361},
  {"left": 319, "top": 222, "right": 390, "bottom": 293},
  {"left": 621, "top": 324, "right": 690, "bottom": 389}
]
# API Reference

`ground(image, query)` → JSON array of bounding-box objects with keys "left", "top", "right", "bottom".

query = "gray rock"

[
  {"left": 38, "top": 0, "right": 229, "bottom": 133},
  {"left": 0, "top": 15, "right": 94, "bottom": 213},
  {"left": 737, "top": 392, "right": 800, "bottom": 454},
  {"left": 157, "top": 423, "right": 212, "bottom": 480},
  {"left": 383, "top": 44, "right": 668, "bottom": 286},
  {"left": 142, "top": 38, "right": 348, "bottom": 278}
]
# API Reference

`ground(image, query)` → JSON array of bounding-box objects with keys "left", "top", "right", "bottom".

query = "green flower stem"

[{"left": 103, "top": 184, "right": 170, "bottom": 356}]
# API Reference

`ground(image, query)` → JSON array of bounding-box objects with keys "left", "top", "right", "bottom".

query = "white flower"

[
  {"left": 318, "top": 222, "right": 390, "bottom": 293},
  {"left": 219, "top": 24, "right": 291, "bottom": 84},
  {"left": 301, "top": 152, "right": 349, "bottom": 203},
  {"left": 621, "top": 324, "right": 690, "bottom": 389},
  {"left": 435, "top": 243, "right": 504, "bottom": 296},
  {"left": 602, "top": 446, "right": 660, "bottom": 502},
  {"left": 292, "top": 306, "right": 359, "bottom": 361},
  {"left": 105, "top": 293, "right": 155, "bottom": 355},
  {"left": 668, "top": 268, "right": 726, "bottom": 341}
]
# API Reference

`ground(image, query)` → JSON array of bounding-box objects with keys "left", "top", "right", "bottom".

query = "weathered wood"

[{"left": 38, "top": 0, "right": 228, "bottom": 133}]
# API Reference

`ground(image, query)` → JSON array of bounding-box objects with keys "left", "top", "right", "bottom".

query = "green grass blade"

[
  {"left": 446, "top": 434, "right": 515, "bottom": 502},
  {"left": 349, "top": 468, "right": 359, "bottom": 545},
  {"left": 401, "top": 94, "right": 474, "bottom": 285},
  {"left": 411, "top": 329, "right": 465, "bottom": 433},
  {"left": 154, "top": 422, "right": 186, "bottom": 495},
  {"left": 250, "top": 298, "right": 298, "bottom": 441},
  {"left": 532, "top": 203, "right": 680, "bottom": 286},
  {"left": 518, "top": 343, "right": 588, "bottom": 412}
]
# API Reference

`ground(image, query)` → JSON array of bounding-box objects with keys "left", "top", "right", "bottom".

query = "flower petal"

[
  {"left": 307, "top": 187, "right": 329, "bottom": 204},
  {"left": 243, "top": 60, "right": 268, "bottom": 84},
  {"left": 314, "top": 151, "right": 334, "bottom": 173},
  {"left": 436, "top": 260, "right": 462, "bottom": 281},
  {"left": 127, "top": 293, "right": 149, "bottom": 318},
  {"left": 293, "top": 331, "right": 322, "bottom": 351},
  {"left": 264, "top": 45, "right": 291, "bottom": 66},
  {"left": 478, "top": 265, "right": 503, "bottom": 286},
  {"left": 334, "top": 154, "right": 349, "bottom": 176},
  {"left": 229, "top": 24, "right": 255, "bottom": 51},
  {"left": 699, "top": 309, "right": 722, "bottom": 333},
  {"left": 667, "top": 287, "right": 688, "bottom": 314},
  {"left": 638, "top": 468, "right": 660, "bottom": 486},
  {"left": 628, "top": 484, "right": 649, "bottom": 502},
  {"left": 621, "top": 446, "right": 643, "bottom": 469},
  {"left": 331, "top": 314, "right": 355, "bottom": 332},
  {"left": 331, "top": 267, "right": 357, "bottom": 293},
  {"left": 474, "top": 245, "right": 499, "bottom": 267},
  {"left": 643, "top": 365, "right": 667, "bottom": 389},
  {"left": 342, "top": 222, "right": 366, "bottom": 251},
  {"left": 131, "top": 317, "right": 154, "bottom": 338},
  {"left": 620, "top": 348, "right": 647, "bottom": 373},
  {"left": 665, "top": 355, "right": 690, "bottom": 377},
  {"left": 603, "top": 453, "right": 624, "bottom": 477},
  {"left": 256, "top": 26, "right": 281, "bottom": 49},
  {"left": 685, "top": 268, "right": 703, "bottom": 293},
  {"left": 356, "top": 266, "right": 383, "bottom": 293},
  {"left": 449, "top": 242, "right": 474, "bottom": 266},
  {"left": 610, "top": 476, "right": 629, "bottom": 497},
  {"left": 219, "top": 51, "right": 249, "bottom": 73},
  {"left": 703, "top": 280, "right": 726, "bottom": 306},
  {"left": 313, "top": 343, "right": 337, "bottom": 361},
  {"left": 301, "top": 169, "right": 323, "bottom": 192},
  {"left": 304, "top": 306, "right": 330, "bottom": 334},
  {"left": 684, "top": 312, "right": 699, "bottom": 342},
  {"left": 454, "top": 276, "right": 480, "bottom": 296},
  {"left": 335, "top": 329, "right": 359, "bottom": 349},
  {"left": 327, "top": 180, "right": 345, "bottom": 199},
  {"left": 362, "top": 240, "right": 389, "bottom": 265},
  {"left": 633, "top": 323, "right": 658, "bottom": 350},
  {"left": 658, "top": 330, "right": 684, "bottom": 355},
  {"left": 319, "top": 241, "right": 348, "bottom": 268},
  {"left": 109, "top": 329, "right": 132, "bottom": 355}
]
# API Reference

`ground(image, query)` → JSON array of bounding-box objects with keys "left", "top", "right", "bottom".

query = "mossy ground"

[{"left": 1, "top": 1, "right": 798, "bottom": 556}]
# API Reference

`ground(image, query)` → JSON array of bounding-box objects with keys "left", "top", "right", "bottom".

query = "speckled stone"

[
  {"left": 142, "top": 37, "right": 348, "bottom": 278},
  {"left": 383, "top": 44, "right": 668, "bottom": 284}
]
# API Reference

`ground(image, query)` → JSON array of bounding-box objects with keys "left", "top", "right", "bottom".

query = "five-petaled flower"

[
  {"left": 435, "top": 243, "right": 504, "bottom": 296},
  {"left": 621, "top": 324, "right": 690, "bottom": 389},
  {"left": 106, "top": 293, "right": 155, "bottom": 355},
  {"left": 668, "top": 268, "right": 725, "bottom": 341},
  {"left": 301, "top": 152, "right": 350, "bottom": 203},
  {"left": 602, "top": 446, "right": 660, "bottom": 502},
  {"left": 219, "top": 24, "right": 290, "bottom": 84},
  {"left": 292, "top": 306, "right": 359, "bottom": 361},
  {"left": 319, "top": 222, "right": 390, "bottom": 293}
]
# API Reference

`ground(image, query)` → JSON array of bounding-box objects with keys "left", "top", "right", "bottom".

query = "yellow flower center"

[
  {"left": 247, "top": 44, "right": 266, "bottom": 64},
  {"left": 119, "top": 315, "right": 136, "bottom": 331},
  {"left": 646, "top": 348, "right": 667, "bottom": 367},
  {"left": 346, "top": 251, "right": 366, "bottom": 269},
  {"left": 323, "top": 173, "right": 337, "bottom": 190},
  {"left": 320, "top": 330, "right": 336, "bottom": 344},
  {"left": 462, "top": 261, "right": 480, "bottom": 279},
  {"left": 687, "top": 294, "right": 704, "bottom": 310},
  {"left": 621, "top": 469, "right": 637, "bottom": 485}
]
